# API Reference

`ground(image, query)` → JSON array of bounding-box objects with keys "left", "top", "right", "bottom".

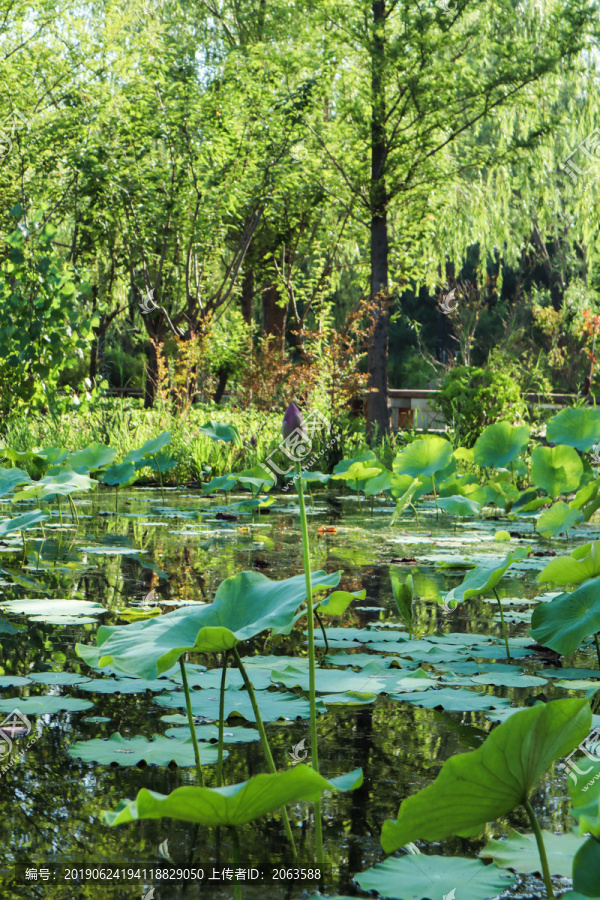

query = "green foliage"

[
  {"left": 381, "top": 699, "right": 591, "bottom": 852},
  {"left": 435, "top": 367, "right": 527, "bottom": 447},
  {"left": 530, "top": 444, "right": 584, "bottom": 497},
  {"left": 530, "top": 576, "right": 600, "bottom": 656},
  {"left": 0, "top": 217, "right": 96, "bottom": 417},
  {"left": 102, "top": 765, "right": 363, "bottom": 828}
]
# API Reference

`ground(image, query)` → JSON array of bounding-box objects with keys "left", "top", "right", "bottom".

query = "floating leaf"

[
  {"left": 0, "top": 697, "right": 92, "bottom": 714},
  {"left": 165, "top": 725, "right": 259, "bottom": 744},
  {"left": 69, "top": 733, "right": 223, "bottom": 767},
  {"left": 393, "top": 687, "right": 510, "bottom": 711},
  {"left": 355, "top": 855, "right": 514, "bottom": 900},
  {"left": 1, "top": 599, "right": 105, "bottom": 621},
  {"left": 156, "top": 686, "right": 325, "bottom": 722},
  {"left": 78, "top": 678, "right": 176, "bottom": 694},
  {"left": 100, "top": 462, "right": 136, "bottom": 487},
  {"left": 479, "top": 828, "right": 587, "bottom": 877},
  {"left": 103, "top": 765, "right": 363, "bottom": 827}
]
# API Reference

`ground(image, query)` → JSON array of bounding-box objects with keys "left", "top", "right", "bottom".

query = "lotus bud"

[{"left": 282, "top": 402, "right": 304, "bottom": 441}]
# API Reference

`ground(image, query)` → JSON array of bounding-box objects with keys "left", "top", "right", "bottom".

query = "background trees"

[{"left": 1, "top": 0, "right": 600, "bottom": 429}]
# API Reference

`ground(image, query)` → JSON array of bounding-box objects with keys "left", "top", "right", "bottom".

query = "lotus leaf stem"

[
  {"left": 217, "top": 650, "right": 229, "bottom": 788},
  {"left": 232, "top": 647, "right": 297, "bottom": 857},
  {"left": 523, "top": 798, "right": 555, "bottom": 898},
  {"left": 314, "top": 609, "right": 329, "bottom": 653},
  {"left": 230, "top": 827, "right": 243, "bottom": 900},
  {"left": 492, "top": 587, "right": 511, "bottom": 661},
  {"left": 595, "top": 633, "right": 600, "bottom": 671},
  {"left": 179, "top": 657, "right": 204, "bottom": 787},
  {"left": 294, "top": 459, "right": 324, "bottom": 867}
]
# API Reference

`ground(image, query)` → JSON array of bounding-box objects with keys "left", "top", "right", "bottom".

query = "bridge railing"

[{"left": 389, "top": 389, "right": 599, "bottom": 431}]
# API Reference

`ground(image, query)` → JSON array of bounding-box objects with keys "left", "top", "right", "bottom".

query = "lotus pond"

[{"left": 1, "top": 417, "right": 600, "bottom": 899}]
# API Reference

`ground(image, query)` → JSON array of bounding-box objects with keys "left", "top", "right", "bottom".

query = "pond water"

[{"left": 1, "top": 486, "right": 599, "bottom": 899}]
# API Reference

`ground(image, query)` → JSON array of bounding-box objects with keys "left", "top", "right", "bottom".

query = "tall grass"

[{"left": 1, "top": 398, "right": 381, "bottom": 484}]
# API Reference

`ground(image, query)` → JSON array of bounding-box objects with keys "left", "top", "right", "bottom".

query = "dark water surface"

[{"left": 0, "top": 487, "right": 598, "bottom": 899}]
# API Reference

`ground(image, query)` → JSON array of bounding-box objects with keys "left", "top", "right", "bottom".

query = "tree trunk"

[
  {"left": 213, "top": 368, "right": 229, "bottom": 404},
  {"left": 365, "top": 0, "right": 391, "bottom": 441},
  {"left": 262, "top": 280, "right": 288, "bottom": 354}
]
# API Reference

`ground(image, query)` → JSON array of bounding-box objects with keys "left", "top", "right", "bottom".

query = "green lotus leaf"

[
  {"left": 0, "top": 696, "right": 93, "bottom": 714},
  {"left": 473, "top": 422, "right": 530, "bottom": 469},
  {"left": 238, "top": 465, "right": 275, "bottom": 494},
  {"left": 28, "top": 672, "right": 91, "bottom": 686},
  {"left": 69, "top": 732, "right": 223, "bottom": 767},
  {"left": 102, "top": 764, "right": 363, "bottom": 828},
  {"left": 13, "top": 470, "right": 97, "bottom": 501},
  {"left": 100, "top": 462, "right": 136, "bottom": 487},
  {"left": 78, "top": 677, "right": 176, "bottom": 693},
  {"left": 0, "top": 510, "right": 50, "bottom": 537},
  {"left": 165, "top": 724, "right": 259, "bottom": 743},
  {"left": 331, "top": 461, "right": 382, "bottom": 484},
  {"left": 315, "top": 589, "right": 366, "bottom": 617},
  {"left": 0, "top": 467, "right": 31, "bottom": 500},
  {"left": 198, "top": 421, "right": 242, "bottom": 446},
  {"left": 333, "top": 451, "right": 378, "bottom": 477},
  {"left": 1, "top": 599, "right": 105, "bottom": 620},
  {"left": 355, "top": 855, "right": 514, "bottom": 900},
  {"left": 537, "top": 501, "right": 583, "bottom": 538},
  {"left": 538, "top": 542, "right": 600, "bottom": 585},
  {"left": 436, "top": 495, "right": 481, "bottom": 517},
  {"left": 570, "top": 758, "right": 600, "bottom": 839},
  {"left": 124, "top": 432, "right": 172, "bottom": 463},
  {"left": 300, "top": 471, "right": 331, "bottom": 485},
  {"left": 66, "top": 443, "right": 117, "bottom": 471},
  {"left": 479, "top": 828, "right": 587, "bottom": 876},
  {"left": 573, "top": 836, "right": 600, "bottom": 896},
  {"left": 530, "top": 445, "right": 584, "bottom": 498},
  {"left": 381, "top": 699, "right": 591, "bottom": 853},
  {"left": 470, "top": 671, "right": 547, "bottom": 688},
  {"left": 363, "top": 468, "right": 392, "bottom": 496},
  {"left": 202, "top": 474, "right": 238, "bottom": 494},
  {"left": 393, "top": 687, "right": 510, "bottom": 711},
  {"left": 530, "top": 576, "right": 600, "bottom": 656},
  {"left": 271, "top": 663, "right": 434, "bottom": 695},
  {"left": 390, "top": 478, "right": 420, "bottom": 524},
  {"left": 76, "top": 569, "right": 341, "bottom": 679},
  {"left": 0, "top": 675, "right": 31, "bottom": 686},
  {"left": 443, "top": 547, "right": 530, "bottom": 604},
  {"left": 547, "top": 407, "right": 600, "bottom": 452},
  {"left": 393, "top": 436, "right": 454, "bottom": 478},
  {"left": 155, "top": 686, "right": 325, "bottom": 722}
]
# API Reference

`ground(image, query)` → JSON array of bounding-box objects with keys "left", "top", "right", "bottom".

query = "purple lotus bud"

[
  {"left": 282, "top": 402, "right": 304, "bottom": 440},
  {"left": 250, "top": 436, "right": 257, "bottom": 448}
]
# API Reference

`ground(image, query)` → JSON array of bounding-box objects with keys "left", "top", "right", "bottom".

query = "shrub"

[{"left": 435, "top": 365, "right": 527, "bottom": 447}]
